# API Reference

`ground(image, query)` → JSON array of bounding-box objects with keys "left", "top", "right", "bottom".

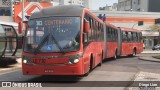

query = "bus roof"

[
  {"left": 120, "top": 27, "right": 141, "bottom": 32},
  {"left": 0, "top": 20, "right": 18, "bottom": 27},
  {"left": 30, "top": 5, "right": 84, "bottom": 19}
]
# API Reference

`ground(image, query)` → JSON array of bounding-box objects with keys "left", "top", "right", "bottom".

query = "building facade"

[
  {"left": 51, "top": 0, "right": 82, "bottom": 5},
  {"left": 118, "top": 0, "right": 160, "bottom": 12},
  {"left": 0, "top": 0, "right": 13, "bottom": 21},
  {"left": 0, "top": 0, "right": 12, "bottom": 16},
  {"left": 82, "top": 0, "right": 91, "bottom": 9},
  {"left": 25, "top": 0, "right": 51, "bottom": 2},
  {"left": 51, "top": 0, "right": 90, "bottom": 9},
  {"left": 99, "top": 3, "right": 118, "bottom": 11}
]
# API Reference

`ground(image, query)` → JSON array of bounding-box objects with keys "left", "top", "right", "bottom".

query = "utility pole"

[{"left": 22, "top": 0, "right": 24, "bottom": 31}]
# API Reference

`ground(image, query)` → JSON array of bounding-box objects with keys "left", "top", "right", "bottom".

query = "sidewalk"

[
  {"left": 138, "top": 56, "right": 160, "bottom": 62},
  {"left": 141, "top": 49, "right": 160, "bottom": 54},
  {"left": 138, "top": 49, "right": 160, "bottom": 62},
  {"left": 0, "top": 58, "right": 22, "bottom": 73}
]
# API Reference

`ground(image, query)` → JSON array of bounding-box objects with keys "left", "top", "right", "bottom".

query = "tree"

[{"left": 149, "top": 24, "right": 160, "bottom": 44}]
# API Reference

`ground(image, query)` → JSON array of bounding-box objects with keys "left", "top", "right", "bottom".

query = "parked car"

[{"left": 152, "top": 44, "right": 160, "bottom": 50}]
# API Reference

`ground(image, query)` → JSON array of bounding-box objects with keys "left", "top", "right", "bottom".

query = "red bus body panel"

[
  {"left": 106, "top": 42, "right": 118, "bottom": 58},
  {"left": 22, "top": 58, "right": 83, "bottom": 75},
  {"left": 120, "top": 27, "right": 143, "bottom": 56}
]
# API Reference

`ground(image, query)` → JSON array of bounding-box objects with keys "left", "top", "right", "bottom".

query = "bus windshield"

[{"left": 24, "top": 17, "right": 80, "bottom": 53}]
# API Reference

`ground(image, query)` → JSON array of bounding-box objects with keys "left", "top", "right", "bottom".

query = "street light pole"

[
  {"left": 22, "top": 0, "right": 24, "bottom": 31},
  {"left": 132, "top": 23, "right": 137, "bottom": 28}
]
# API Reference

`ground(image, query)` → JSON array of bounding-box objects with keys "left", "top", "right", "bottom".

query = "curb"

[
  {"left": 141, "top": 53, "right": 160, "bottom": 54},
  {"left": 0, "top": 66, "right": 21, "bottom": 74},
  {"left": 141, "top": 52, "right": 160, "bottom": 54},
  {"left": 0, "top": 58, "right": 22, "bottom": 74},
  {"left": 138, "top": 57, "right": 160, "bottom": 62}
]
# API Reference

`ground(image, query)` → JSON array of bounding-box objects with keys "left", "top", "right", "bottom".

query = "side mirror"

[{"left": 84, "top": 20, "right": 90, "bottom": 33}]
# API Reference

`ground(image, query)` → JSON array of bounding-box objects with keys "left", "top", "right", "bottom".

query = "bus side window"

[
  {"left": 91, "top": 18, "right": 94, "bottom": 41},
  {"left": 93, "top": 20, "right": 97, "bottom": 41},
  {"left": 124, "top": 31, "right": 128, "bottom": 42},
  {"left": 101, "top": 24, "right": 104, "bottom": 41},
  {"left": 111, "top": 28, "right": 113, "bottom": 41},
  {"left": 138, "top": 32, "right": 141, "bottom": 42},
  {"left": 133, "top": 32, "right": 136, "bottom": 42},
  {"left": 107, "top": 27, "right": 111, "bottom": 41},
  {"left": 122, "top": 31, "right": 127, "bottom": 42},
  {"left": 97, "top": 22, "right": 102, "bottom": 41},
  {"left": 88, "top": 16, "right": 92, "bottom": 41},
  {"left": 112, "top": 29, "right": 115, "bottom": 41},
  {"left": 136, "top": 32, "right": 138, "bottom": 42},
  {"left": 140, "top": 32, "right": 142, "bottom": 42},
  {"left": 114, "top": 29, "right": 117, "bottom": 41},
  {"left": 110, "top": 28, "right": 112, "bottom": 41},
  {"left": 131, "top": 32, "right": 134, "bottom": 42},
  {"left": 128, "top": 32, "right": 132, "bottom": 42},
  {"left": 111, "top": 29, "right": 114, "bottom": 41},
  {"left": 105, "top": 26, "right": 108, "bottom": 41},
  {"left": 83, "top": 14, "right": 89, "bottom": 46}
]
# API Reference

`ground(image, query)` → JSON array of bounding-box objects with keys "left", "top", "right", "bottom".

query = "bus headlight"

[
  {"left": 68, "top": 58, "right": 80, "bottom": 64},
  {"left": 68, "top": 53, "right": 83, "bottom": 64},
  {"left": 73, "top": 59, "right": 79, "bottom": 63},
  {"left": 23, "top": 60, "right": 27, "bottom": 64},
  {"left": 22, "top": 56, "right": 31, "bottom": 64}
]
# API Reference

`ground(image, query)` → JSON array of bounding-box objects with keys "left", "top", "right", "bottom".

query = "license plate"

[{"left": 44, "top": 69, "right": 54, "bottom": 73}]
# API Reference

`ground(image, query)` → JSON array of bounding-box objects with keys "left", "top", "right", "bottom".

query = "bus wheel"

[
  {"left": 89, "top": 56, "right": 93, "bottom": 71},
  {"left": 98, "top": 52, "right": 103, "bottom": 66},
  {"left": 84, "top": 56, "right": 93, "bottom": 76},
  {"left": 132, "top": 49, "right": 136, "bottom": 57},
  {"left": 113, "top": 50, "right": 117, "bottom": 60}
]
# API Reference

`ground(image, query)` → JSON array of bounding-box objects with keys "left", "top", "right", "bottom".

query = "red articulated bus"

[
  {"left": 22, "top": 5, "right": 105, "bottom": 76},
  {"left": 22, "top": 5, "right": 143, "bottom": 76},
  {"left": 117, "top": 27, "right": 143, "bottom": 56}
]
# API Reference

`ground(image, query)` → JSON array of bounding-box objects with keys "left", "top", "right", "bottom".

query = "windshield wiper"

[
  {"left": 50, "top": 34, "right": 65, "bottom": 54},
  {"left": 34, "top": 35, "right": 49, "bottom": 54},
  {"left": 34, "top": 33, "right": 65, "bottom": 54}
]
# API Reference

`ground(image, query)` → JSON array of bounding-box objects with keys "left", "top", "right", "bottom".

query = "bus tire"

[
  {"left": 84, "top": 55, "right": 93, "bottom": 76},
  {"left": 98, "top": 51, "right": 103, "bottom": 66},
  {"left": 113, "top": 50, "right": 117, "bottom": 60},
  {"left": 89, "top": 56, "right": 93, "bottom": 71},
  {"left": 132, "top": 48, "right": 136, "bottom": 57}
]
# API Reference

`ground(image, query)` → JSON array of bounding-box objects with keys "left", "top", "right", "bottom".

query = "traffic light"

[
  {"left": 155, "top": 18, "right": 160, "bottom": 24},
  {"left": 138, "top": 21, "right": 143, "bottom": 26}
]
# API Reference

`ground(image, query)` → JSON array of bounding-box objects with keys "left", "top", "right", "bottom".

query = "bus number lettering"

[
  {"left": 32, "top": 58, "right": 46, "bottom": 64},
  {"left": 44, "top": 19, "right": 72, "bottom": 25}
]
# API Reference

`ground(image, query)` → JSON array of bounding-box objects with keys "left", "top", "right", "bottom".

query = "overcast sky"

[{"left": 91, "top": 0, "right": 118, "bottom": 10}]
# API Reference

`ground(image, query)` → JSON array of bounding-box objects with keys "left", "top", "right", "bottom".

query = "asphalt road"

[{"left": 0, "top": 54, "right": 160, "bottom": 90}]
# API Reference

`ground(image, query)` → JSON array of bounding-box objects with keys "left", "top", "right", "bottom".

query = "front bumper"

[{"left": 22, "top": 61, "right": 83, "bottom": 75}]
